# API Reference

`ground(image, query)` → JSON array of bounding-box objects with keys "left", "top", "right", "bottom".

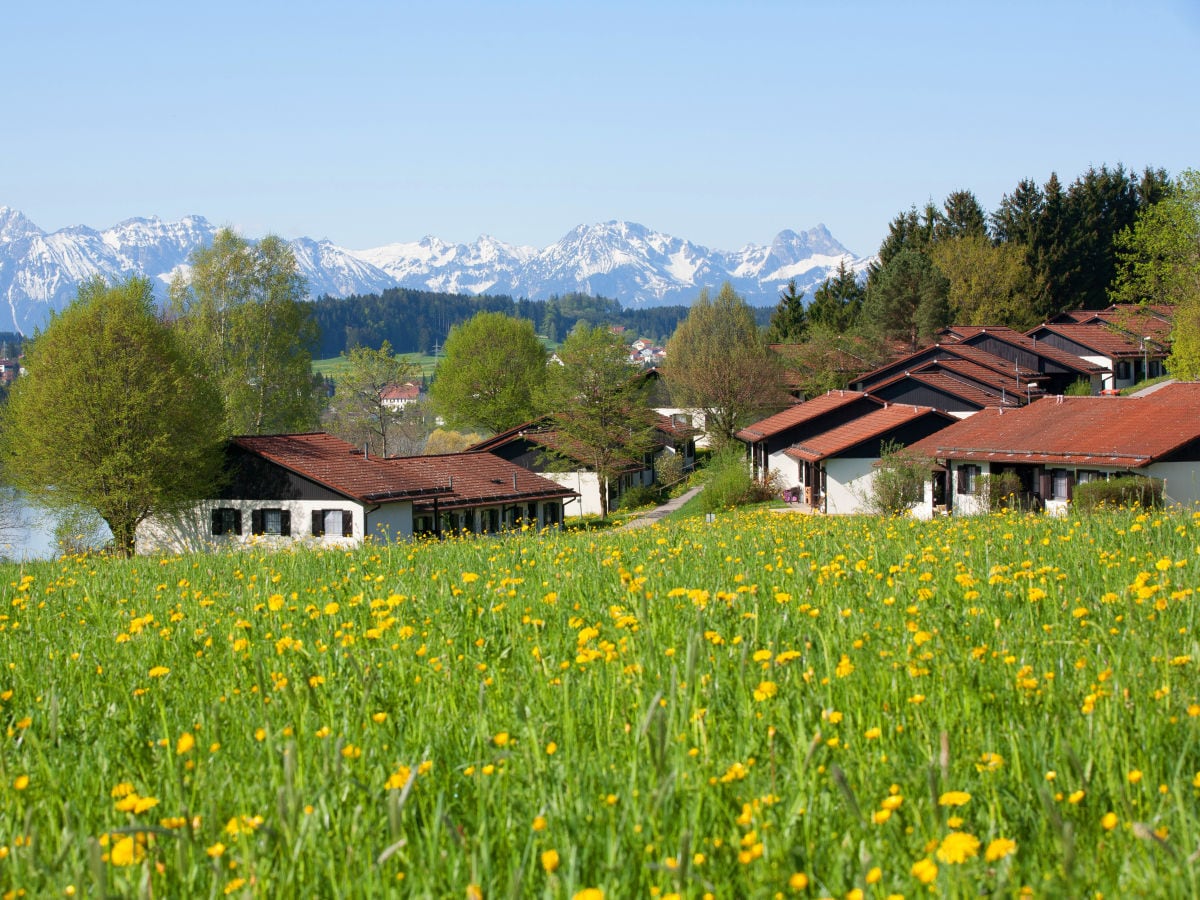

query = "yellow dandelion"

[
  {"left": 937, "top": 831, "right": 980, "bottom": 864},
  {"left": 176, "top": 732, "right": 195, "bottom": 755},
  {"left": 1127, "top": 769, "right": 1144, "bottom": 784},
  {"left": 493, "top": 732, "right": 510, "bottom": 747},
  {"left": 911, "top": 857, "right": 938, "bottom": 884},
  {"left": 13, "top": 774, "right": 29, "bottom": 791},
  {"left": 541, "top": 848, "right": 560, "bottom": 873},
  {"left": 148, "top": 666, "right": 170, "bottom": 678},
  {"left": 984, "top": 837, "right": 1017, "bottom": 862},
  {"left": 937, "top": 791, "right": 971, "bottom": 807},
  {"left": 753, "top": 680, "right": 778, "bottom": 702},
  {"left": 1101, "top": 812, "right": 1118, "bottom": 830},
  {"left": 532, "top": 815, "right": 548, "bottom": 832}
]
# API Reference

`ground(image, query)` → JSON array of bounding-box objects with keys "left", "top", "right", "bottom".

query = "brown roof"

[
  {"left": 232, "top": 432, "right": 576, "bottom": 507},
  {"left": 783, "top": 404, "right": 955, "bottom": 463},
  {"left": 855, "top": 343, "right": 1042, "bottom": 391},
  {"left": 735, "top": 391, "right": 878, "bottom": 442},
  {"left": 389, "top": 453, "right": 578, "bottom": 512},
  {"left": 466, "top": 419, "right": 653, "bottom": 474},
  {"left": 1028, "top": 323, "right": 1165, "bottom": 359},
  {"left": 232, "top": 433, "right": 447, "bottom": 502},
  {"left": 381, "top": 382, "right": 421, "bottom": 401},
  {"left": 867, "top": 368, "right": 1028, "bottom": 409},
  {"left": 942, "top": 325, "right": 1108, "bottom": 375},
  {"left": 905, "top": 385, "right": 1200, "bottom": 468}
]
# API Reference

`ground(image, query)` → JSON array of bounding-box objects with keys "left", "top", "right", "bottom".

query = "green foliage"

[
  {"left": 1072, "top": 476, "right": 1164, "bottom": 513},
  {"left": 929, "top": 235, "right": 1038, "bottom": 328},
  {"left": 422, "top": 428, "right": 486, "bottom": 455},
  {"left": 430, "top": 312, "right": 547, "bottom": 433},
  {"left": 765, "top": 279, "right": 808, "bottom": 343},
  {"left": 1110, "top": 170, "right": 1200, "bottom": 378},
  {"left": 0, "top": 276, "right": 225, "bottom": 556},
  {"left": 617, "top": 484, "right": 661, "bottom": 511},
  {"left": 860, "top": 441, "right": 928, "bottom": 516},
  {"left": 1065, "top": 378, "right": 1093, "bottom": 396},
  {"left": 324, "top": 341, "right": 419, "bottom": 457},
  {"left": 309, "top": 288, "right": 688, "bottom": 358},
  {"left": 170, "top": 229, "right": 322, "bottom": 436},
  {"left": 863, "top": 249, "right": 950, "bottom": 350},
  {"left": 664, "top": 283, "right": 787, "bottom": 449},
  {"left": 699, "top": 447, "right": 777, "bottom": 512},
  {"left": 52, "top": 505, "right": 110, "bottom": 557},
  {"left": 540, "top": 323, "right": 658, "bottom": 518},
  {"left": 975, "top": 471, "right": 1025, "bottom": 513},
  {"left": 807, "top": 261, "right": 865, "bottom": 332},
  {"left": 653, "top": 450, "right": 685, "bottom": 491}
]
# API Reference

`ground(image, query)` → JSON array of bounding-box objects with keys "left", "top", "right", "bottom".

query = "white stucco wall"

[
  {"left": 137, "top": 499, "right": 409, "bottom": 554},
  {"left": 1146, "top": 462, "right": 1200, "bottom": 507},
  {"left": 366, "top": 503, "right": 414, "bottom": 544},
  {"left": 547, "top": 471, "right": 605, "bottom": 517},
  {"left": 822, "top": 457, "right": 877, "bottom": 515}
]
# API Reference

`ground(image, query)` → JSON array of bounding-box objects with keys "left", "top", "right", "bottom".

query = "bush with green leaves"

[
  {"left": 976, "top": 471, "right": 1025, "bottom": 513},
  {"left": 1073, "top": 475, "right": 1164, "bottom": 512},
  {"left": 861, "top": 442, "right": 929, "bottom": 516}
]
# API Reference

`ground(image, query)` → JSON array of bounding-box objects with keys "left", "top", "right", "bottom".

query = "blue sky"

[{"left": 3, "top": 0, "right": 1197, "bottom": 258}]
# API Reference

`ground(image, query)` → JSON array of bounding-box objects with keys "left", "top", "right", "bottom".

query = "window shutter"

[
  {"left": 251, "top": 509, "right": 264, "bottom": 536},
  {"left": 280, "top": 510, "right": 291, "bottom": 537},
  {"left": 956, "top": 466, "right": 966, "bottom": 493},
  {"left": 233, "top": 510, "right": 242, "bottom": 535},
  {"left": 211, "top": 509, "right": 224, "bottom": 536},
  {"left": 312, "top": 510, "right": 324, "bottom": 537},
  {"left": 342, "top": 510, "right": 353, "bottom": 537},
  {"left": 1066, "top": 474, "right": 1075, "bottom": 501},
  {"left": 1039, "top": 473, "right": 1052, "bottom": 498}
]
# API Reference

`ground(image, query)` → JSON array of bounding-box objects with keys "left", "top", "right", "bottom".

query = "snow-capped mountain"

[{"left": 0, "top": 207, "right": 869, "bottom": 334}]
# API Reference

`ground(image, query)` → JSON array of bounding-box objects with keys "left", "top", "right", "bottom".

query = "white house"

[
  {"left": 904, "top": 384, "right": 1200, "bottom": 517},
  {"left": 137, "top": 432, "right": 577, "bottom": 553}
]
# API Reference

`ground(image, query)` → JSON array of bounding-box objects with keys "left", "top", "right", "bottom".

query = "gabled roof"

[
  {"left": 854, "top": 343, "right": 1042, "bottom": 392},
  {"left": 1027, "top": 323, "right": 1166, "bottom": 359},
  {"left": 940, "top": 325, "right": 1108, "bottom": 375},
  {"left": 464, "top": 418, "right": 655, "bottom": 473},
  {"left": 381, "top": 382, "right": 420, "bottom": 401},
  {"left": 905, "top": 385, "right": 1200, "bottom": 468},
  {"left": 232, "top": 433, "right": 448, "bottom": 503},
  {"left": 389, "top": 453, "right": 578, "bottom": 511},
  {"left": 864, "top": 368, "right": 1027, "bottom": 409},
  {"left": 783, "top": 404, "right": 955, "bottom": 463},
  {"left": 231, "top": 432, "right": 577, "bottom": 508},
  {"left": 735, "top": 390, "right": 878, "bottom": 442}
]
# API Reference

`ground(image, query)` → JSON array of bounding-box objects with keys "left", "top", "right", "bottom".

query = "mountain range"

[{"left": 0, "top": 207, "right": 869, "bottom": 335}]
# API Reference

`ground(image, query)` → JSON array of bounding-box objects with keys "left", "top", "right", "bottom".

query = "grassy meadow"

[{"left": 2, "top": 507, "right": 1200, "bottom": 898}]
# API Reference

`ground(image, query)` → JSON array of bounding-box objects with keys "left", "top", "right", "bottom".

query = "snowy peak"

[
  {"left": 0, "top": 207, "right": 44, "bottom": 242},
  {"left": 0, "top": 208, "right": 870, "bottom": 334}
]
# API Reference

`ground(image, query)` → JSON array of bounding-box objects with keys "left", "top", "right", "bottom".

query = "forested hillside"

[{"left": 310, "top": 289, "right": 695, "bottom": 357}]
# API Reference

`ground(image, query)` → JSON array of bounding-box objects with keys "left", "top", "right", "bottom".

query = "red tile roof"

[
  {"left": 232, "top": 432, "right": 576, "bottom": 507},
  {"left": 1028, "top": 323, "right": 1164, "bottom": 359},
  {"left": 872, "top": 369, "right": 1028, "bottom": 409},
  {"left": 735, "top": 391, "right": 878, "bottom": 442},
  {"left": 905, "top": 387, "right": 1200, "bottom": 468},
  {"left": 388, "top": 453, "right": 578, "bottom": 511},
  {"left": 855, "top": 343, "right": 1041, "bottom": 390},
  {"left": 783, "top": 404, "right": 954, "bottom": 463},
  {"left": 942, "top": 325, "right": 1108, "bottom": 374}
]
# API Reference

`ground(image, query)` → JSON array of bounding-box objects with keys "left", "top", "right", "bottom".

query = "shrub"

[
  {"left": 860, "top": 442, "right": 929, "bottom": 516},
  {"left": 700, "top": 448, "right": 778, "bottom": 511},
  {"left": 1073, "top": 476, "right": 1164, "bottom": 513},
  {"left": 1065, "top": 378, "right": 1092, "bottom": 396},
  {"left": 976, "top": 471, "right": 1024, "bottom": 513},
  {"left": 618, "top": 485, "right": 661, "bottom": 511}
]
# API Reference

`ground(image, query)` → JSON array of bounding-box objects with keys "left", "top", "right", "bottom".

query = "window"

[
  {"left": 251, "top": 508, "right": 291, "bottom": 536},
  {"left": 211, "top": 508, "right": 241, "bottom": 536},
  {"left": 956, "top": 464, "right": 979, "bottom": 494},
  {"left": 311, "top": 509, "right": 353, "bottom": 538},
  {"left": 1117, "top": 361, "right": 1131, "bottom": 381}
]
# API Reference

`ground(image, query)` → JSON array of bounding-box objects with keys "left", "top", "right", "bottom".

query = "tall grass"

[{"left": 2, "top": 507, "right": 1199, "bottom": 897}]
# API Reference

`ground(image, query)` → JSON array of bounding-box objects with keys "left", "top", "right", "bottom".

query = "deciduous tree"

[
  {"left": 169, "top": 229, "right": 322, "bottom": 435},
  {"left": 929, "top": 235, "right": 1037, "bottom": 327},
  {"left": 430, "top": 311, "right": 547, "bottom": 433},
  {"left": 1111, "top": 169, "right": 1200, "bottom": 376},
  {"left": 540, "top": 323, "right": 657, "bottom": 518},
  {"left": 664, "top": 283, "right": 787, "bottom": 449},
  {"left": 0, "top": 277, "right": 224, "bottom": 556},
  {"left": 325, "top": 340, "right": 419, "bottom": 457}
]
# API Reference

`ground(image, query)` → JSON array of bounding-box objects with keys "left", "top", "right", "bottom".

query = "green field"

[
  {"left": 2, "top": 507, "right": 1199, "bottom": 897},
  {"left": 312, "top": 353, "right": 440, "bottom": 381}
]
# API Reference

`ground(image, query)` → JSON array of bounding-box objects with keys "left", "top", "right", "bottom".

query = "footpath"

[{"left": 617, "top": 485, "right": 705, "bottom": 531}]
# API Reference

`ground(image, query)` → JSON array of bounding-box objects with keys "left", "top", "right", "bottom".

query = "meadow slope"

[{"left": 2, "top": 507, "right": 1199, "bottom": 898}]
